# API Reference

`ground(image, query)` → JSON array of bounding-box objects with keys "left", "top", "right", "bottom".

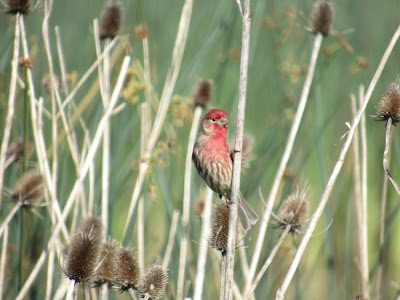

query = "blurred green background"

[{"left": 1, "top": 0, "right": 400, "bottom": 299}]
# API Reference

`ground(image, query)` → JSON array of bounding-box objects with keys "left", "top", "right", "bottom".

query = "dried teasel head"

[
  {"left": 193, "top": 79, "right": 213, "bottom": 108},
  {"left": 99, "top": 2, "right": 122, "bottom": 40},
  {"left": 135, "top": 25, "right": 150, "bottom": 40},
  {"left": 114, "top": 247, "right": 140, "bottom": 291},
  {"left": 138, "top": 264, "right": 168, "bottom": 300},
  {"left": 6, "top": 138, "right": 33, "bottom": 164},
  {"left": 63, "top": 218, "right": 103, "bottom": 283},
  {"left": 210, "top": 202, "right": 239, "bottom": 255},
  {"left": 193, "top": 190, "right": 207, "bottom": 217},
  {"left": 41, "top": 74, "right": 60, "bottom": 94},
  {"left": 374, "top": 82, "right": 400, "bottom": 125},
  {"left": 94, "top": 241, "right": 117, "bottom": 286},
  {"left": 4, "top": 0, "right": 31, "bottom": 15},
  {"left": 11, "top": 171, "right": 45, "bottom": 206},
  {"left": 311, "top": 1, "right": 334, "bottom": 37},
  {"left": 277, "top": 186, "right": 310, "bottom": 233}
]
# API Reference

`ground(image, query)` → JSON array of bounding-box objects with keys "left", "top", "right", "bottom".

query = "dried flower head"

[
  {"left": 18, "top": 57, "right": 33, "bottom": 69},
  {"left": 193, "top": 79, "right": 213, "bottom": 107},
  {"left": 41, "top": 74, "right": 60, "bottom": 94},
  {"left": 6, "top": 138, "right": 33, "bottom": 164},
  {"left": 139, "top": 265, "right": 168, "bottom": 300},
  {"left": 374, "top": 82, "right": 400, "bottom": 125},
  {"left": 94, "top": 242, "right": 117, "bottom": 286},
  {"left": 277, "top": 187, "right": 310, "bottom": 233},
  {"left": 193, "top": 190, "right": 206, "bottom": 217},
  {"left": 99, "top": 2, "right": 122, "bottom": 40},
  {"left": 311, "top": 1, "right": 334, "bottom": 37},
  {"left": 114, "top": 247, "right": 140, "bottom": 291},
  {"left": 210, "top": 202, "right": 235, "bottom": 254},
  {"left": 135, "top": 25, "right": 149, "bottom": 40},
  {"left": 12, "top": 171, "right": 45, "bottom": 206},
  {"left": 4, "top": 0, "right": 31, "bottom": 14},
  {"left": 63, "top": 218, "right": 103, "bottom": 283}
]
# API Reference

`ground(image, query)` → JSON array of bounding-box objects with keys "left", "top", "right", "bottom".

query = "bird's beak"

[{"left": 219, "top": 117, "right": 228, "bottom": 127}]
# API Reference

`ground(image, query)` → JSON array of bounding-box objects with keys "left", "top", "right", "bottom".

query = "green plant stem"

[{"left": 23, "top": 69, "right": 30, "bottom": 173}]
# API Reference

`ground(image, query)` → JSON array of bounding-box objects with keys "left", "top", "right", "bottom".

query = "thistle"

[
  {"left": 114, "top": 247, "right": 140, "bottom": 291},
  {"left": 63, "top": 218, "right": 103, "bottom": 283},
  {"left": 311, "top": 1, "right": 334, "bottom": 37},
  {"left": 138, "top": 264, "right": 168, "bottom": 300},
  {"left": 99, "top": 2, "right": 122, "bottom": 40}
]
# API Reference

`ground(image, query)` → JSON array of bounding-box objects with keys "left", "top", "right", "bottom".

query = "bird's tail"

[{"left": 238, "top": 191, "right": 258, "bottom": 232}]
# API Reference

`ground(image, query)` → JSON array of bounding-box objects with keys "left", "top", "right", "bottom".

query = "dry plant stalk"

[{"left": 225, "top": 0, "right": 252, "bottom": 298}]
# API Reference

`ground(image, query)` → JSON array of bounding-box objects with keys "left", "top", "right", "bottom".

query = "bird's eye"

[{"left": 211, "top": 118, "right": 216, "bottom": 122}]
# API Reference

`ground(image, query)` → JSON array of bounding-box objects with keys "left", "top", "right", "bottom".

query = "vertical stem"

[
  {"left": 177, "top": 106, "right": 203, "bottom": 300},
  {"left": 0, "top": 13, "right": 20, "bottom": 209},
  {"left": 376, "top": 119, "right": 391, "bottom": 298},
  {"left": 0, "top": 227, "right": 9, "bottom": 300},
  {"left": 102, "top": 38, "right": 111, "bottom": 230},
  {"left": 23, "top": 69, "right": 30, "bottom": 173},
  {"left": 220, "top": 255, "right": 227, "bottom": 300},
  {"left": 193, "top": 188, "right": 214, "bottom": 300},
  {"left": 225, "top": 0, "right": 251, "bottom": 298},
  {"left": 359, "top": 86, "right": 370, "bottom": 298}
]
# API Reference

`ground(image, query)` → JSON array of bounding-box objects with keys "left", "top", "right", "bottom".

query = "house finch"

[{"left": 192, "top": 109, "right": 258, "bottom": 231}]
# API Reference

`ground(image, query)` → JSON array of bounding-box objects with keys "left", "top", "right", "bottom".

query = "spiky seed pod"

[
  {"left": 94, "top": 242, "right": 117, "bottom": 286},
  {"left": 311, "top": 1, "right": 334, "bottom": 37},
  {"left": 6, "top": 138, "right": 33, "bottom": 164},
  {"left": 193, "top": 191, "right": 206, "bottom": 217},
  {"left": 114, "top": 247, "right": 140, "bottom": 291},
  {"left": 138, "top": 265, "right": 168, "bottom": 300},
  {"left": 374, "top": 83, "right": 400, "bottom": 125},
  {"left": 278, "top": 187, "right": 310, "bottom": 232},
  {"left": 12, "top": 171, "right": 45, "bottom": 206},
  {"left": 135, "top": 25, "right": 149, "bottom": 40},
  {"left": 41, "top": 74, "right": 60, "bottom": 94},
  {"left": 193, "top": 79, "right": 213, "bottom": 107},
  {"left": 63, "top": 218, "right": 103, "bottom": 283},
  {"left": 210, "top": 202, "right": 236, "bottom": 254},
  {"left": 99, "top": 3, "right": 122, "bottom": 40},
  {"left": 5, "top": 0, "right": 31, "bottom": 15}
]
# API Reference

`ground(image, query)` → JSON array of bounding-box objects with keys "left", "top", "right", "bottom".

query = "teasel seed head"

[
  {"left": 6, "top": 138, "right": 33, "bottom": 164},
  {"left": 210, "top": 202, "right": 238, "bottom": 255},
  {"left": 63, "top": 218, "right": 104, "bottom": 283},
  {"left": 278, "top": 186, "right": 310, "bottom": 233},
  {"left": 5, "top": 0, "right": 31, "bottom": 15},
  {"left": 193, "top": 79, "right": 213, "bottom": 108},
  {"left": 193, "top": 190, "right": 207, "bottom": 217},
  {"left": 94, "top": 241, "right": 117, "bottom": 286},
  {"left": 138, "top": 264, "right": 168, "bottom": 300},
  {"left": 12, "top": 171, "right": 45, "bottom": 206},
  {"left": 135, "top": 25, "right": 150, "bottom": 40},
  {"left": 99, "top": 2, "right": 122, "bottom": 40},
  {"left": 41, "top": 74, "right": 60, "bottom": 94},
  {"left": 114, "top": 247, "right": 140, "bottom": 291},
  {"left": 374, "top": 82, "right": 400, "bottom": 125},
  {"left": 311, "top": 1, "right": 334, "bottom": 37}
]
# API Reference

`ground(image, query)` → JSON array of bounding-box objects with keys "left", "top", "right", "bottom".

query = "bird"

[{"left": 192, "top": 108, "right": 258, "bottom": 231}]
